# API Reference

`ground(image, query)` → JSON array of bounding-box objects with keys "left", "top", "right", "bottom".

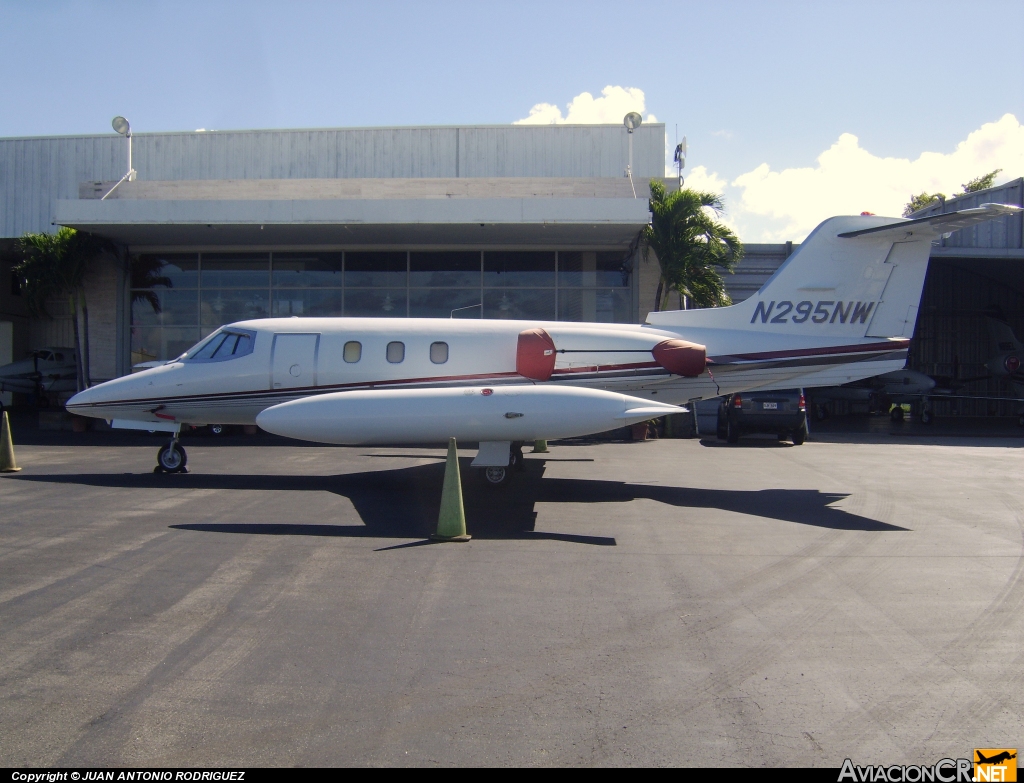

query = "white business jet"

[{"left": 67, "top": 204, "right": 1020, "bottom": 483}]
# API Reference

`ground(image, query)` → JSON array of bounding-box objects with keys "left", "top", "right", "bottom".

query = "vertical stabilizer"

[{"left": 645, "top": 204, "right": 1021, "bottom": 344}]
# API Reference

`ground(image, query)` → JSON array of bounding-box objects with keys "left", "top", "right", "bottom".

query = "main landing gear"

[
  {"left": 154, "top": 430, "right": 188, "bottom": 473},
  {"left": 478, "top": 442, "right": 525, "bottom": 487}
]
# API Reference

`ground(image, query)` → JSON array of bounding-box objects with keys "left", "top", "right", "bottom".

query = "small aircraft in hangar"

[
  {"left": 812, "top": 317, "right": 1024, "bottom": 424},
  {"left": 0, "top": 348, "right": 78, "bottom": 406},
  {"left": 67, "top": 204, "right": 1021, "bottom": 482}
]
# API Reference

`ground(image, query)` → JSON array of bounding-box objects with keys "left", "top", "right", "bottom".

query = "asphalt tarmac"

[{"left": 1, "top": 428, "right": 1022, "bottom": 767}]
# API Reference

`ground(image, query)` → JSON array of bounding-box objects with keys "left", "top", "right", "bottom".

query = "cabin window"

[
  {"left": 343, "top": 341, "right": 362, "bottom": 363},
  {"left": 430, "top": 342, "right": 449, "bottom": 364},
  {"left": 386, "top": 341, "right": 405, "bottom": 363}
]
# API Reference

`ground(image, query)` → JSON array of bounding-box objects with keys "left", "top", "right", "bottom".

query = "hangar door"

[{"left": 271, "top": 333, "right": 320, "bottom": 389}]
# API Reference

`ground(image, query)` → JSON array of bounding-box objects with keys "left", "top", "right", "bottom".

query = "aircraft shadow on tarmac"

[{"left": 12, "top": 458, "right": 905, "bottom": 545}]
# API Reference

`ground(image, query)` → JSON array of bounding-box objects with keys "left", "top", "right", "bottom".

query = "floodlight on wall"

[
  {"left": 623, "top": 112, "right": 643, "bottom": 198},
  {"left": 101, "top": 116, "right": 137, "bottom": 200}
]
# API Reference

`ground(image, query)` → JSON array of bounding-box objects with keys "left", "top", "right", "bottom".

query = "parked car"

[{"left": 716, "top": 388, "right": 808, "bottom": 444}]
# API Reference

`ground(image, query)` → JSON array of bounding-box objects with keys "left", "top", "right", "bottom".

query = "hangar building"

[{"left": 0, "top": 122, "right": 666, "bottom": 391}]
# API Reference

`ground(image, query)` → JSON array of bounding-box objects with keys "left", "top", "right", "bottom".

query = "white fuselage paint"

[{"left": 66, "top": 315, "right": 907, "bottom": 430}]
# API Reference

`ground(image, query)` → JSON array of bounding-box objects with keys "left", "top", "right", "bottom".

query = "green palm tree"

[
  {"left": 13, "top": 227, "right": 116, "bottom": 390},
  {"left": 642, "top": 180, "right": 743, "bottom": 311}
]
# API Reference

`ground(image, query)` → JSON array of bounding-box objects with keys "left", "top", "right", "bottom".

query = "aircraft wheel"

[
  {"left": 511, "top": 443, "right": 525, "bottom": 472},
  {"left": 211, "top": 424, "right": 225, "bottom": 435},
  {"left": 726, "top": 421, "right": 739, "bottom": 444},
  {"left": 890, "top": 407, "right": 905, "bottom": 423},
  {"left": 482, "top": 466, "right": 509, "bottom": 486},
  {"left": 920, "top": 410, "right": 933, "bottom": 425},
  {"left": 792, "top": 423, "right": 807, "bottom": 445},
  {"left": 157, "top": 443, "right": 188, "bottom": 473}
]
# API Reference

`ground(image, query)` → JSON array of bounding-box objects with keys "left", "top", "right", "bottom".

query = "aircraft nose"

[{"left": 66, "top": 387, "right": 98, "bottom": 409}]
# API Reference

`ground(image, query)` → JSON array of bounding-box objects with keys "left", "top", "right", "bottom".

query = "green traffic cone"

[
  {"left": 432, "top": 437, "right": 470, "bottom": 542},
  {"left": 532, "top": 439, "right": 548, "bottom": 453},
  {"left": 0, "top": 411, "right": 22, "bottom": 473}
]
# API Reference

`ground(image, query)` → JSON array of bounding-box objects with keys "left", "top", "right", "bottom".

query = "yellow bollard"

[
  {"left": 532, "top": 439, "right": 548, "bottom": 453},
  {"left": 0, "top": 411, "right": 22, "bottom": 473},
  {"left": 431, "top": 437, "right": 471, "bottom": 542}
]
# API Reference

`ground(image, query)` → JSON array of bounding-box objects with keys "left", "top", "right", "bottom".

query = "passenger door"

[{"left": 271, "top": 333, "right": 320, "bottom": 390}]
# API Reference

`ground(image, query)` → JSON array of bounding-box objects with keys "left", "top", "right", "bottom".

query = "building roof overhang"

[{"left": 54, "top": 178, "right": 652, "bottom": 247}]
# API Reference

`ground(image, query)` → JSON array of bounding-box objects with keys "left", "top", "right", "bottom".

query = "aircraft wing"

[
  {"left": 923, "top": 393, "right": 1024, "bottom": 404},
  {"left": 0, "top": 378, "right": 38, "bottom": 394},
  {"left": 838, "top": 203, "right": 1022, "bottom": 242}
]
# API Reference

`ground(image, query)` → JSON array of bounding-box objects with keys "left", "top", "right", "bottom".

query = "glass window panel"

[
  {"left": 345, "top": 252, "right": 407, "bottom": 288},
  {"left": 430, "top": 342, "right": 449, "bottom": 364},
  {"left": 272, "top": 252, "right": 343, "bottom": 288},
  {"left": 272, "top": 289, "right": 343, "bottom": 318},
  {"left": 201, "top": 289, "right": 270, "bottom": 327},
  {"left": 344, "top": 288, "right": 407, "bottom": 317},
  {"left": 131, "top": 289, "right": 199, "bottom": 327},
  {"left": 409, "top": 289, "right": 482, "bottom": 319},
  {"left": 200, "top": 253, "right": 271, "bottom": 288},
  {"left": 482, "top": 289, "right": 556, "bottom": 320},
  {"left": 409, "top": 252, "right": 481, "bottom": 287},
  {"left": 559, "top": 251, "right": 631, "bottom": 288},
  {"left": 596, "top": 251, "right": 633, "bottom": 287},
  {"left": 131, "top": 326, "right": 201, "bottom": 364},
  {"left": 343, "top": 341, "right": 362, "bottom": 363},
  {"left": 386, "top": 341, "right": 405, "bottom": 363},
  {"left": 558, "top": 289, "right": 632, "bottom": 323},
  {"left": 483, "top": 251, "right": 556, "bottom": 287},
  {"left": 132, "top": 254, "right": 198, "bottom": 289}
]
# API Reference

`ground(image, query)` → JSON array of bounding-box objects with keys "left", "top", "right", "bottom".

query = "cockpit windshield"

[{"left": 180, "top": 329, "right": 256, "bottom": 362}]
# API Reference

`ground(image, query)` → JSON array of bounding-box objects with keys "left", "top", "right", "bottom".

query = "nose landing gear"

[{"left": 154, "top": 428, "right": 188, "bottom": 473}]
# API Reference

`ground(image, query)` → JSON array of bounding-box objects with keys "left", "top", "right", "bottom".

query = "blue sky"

[{"left": 1, "top": 0, "right": 1022, "bottom": 239}]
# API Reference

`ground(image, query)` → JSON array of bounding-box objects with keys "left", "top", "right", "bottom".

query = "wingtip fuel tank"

[{"left": 255, "top": 385, "right": 684, "bottom": 446}]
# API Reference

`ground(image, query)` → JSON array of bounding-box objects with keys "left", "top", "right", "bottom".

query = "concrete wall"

[{"left": 1, "top": 124, "right": 666, "bottom": 238}]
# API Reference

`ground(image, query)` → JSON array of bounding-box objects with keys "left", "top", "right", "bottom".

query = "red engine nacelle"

[
  {"left": 651, "top": 339, "right": 707, "bottom": 378},
  {"left": 516, "top": 328, "right": 557, "bottom": 381}
]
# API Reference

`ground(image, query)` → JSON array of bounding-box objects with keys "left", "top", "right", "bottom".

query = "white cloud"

[
  {"left": 515, "top": 86, "right": 655, "bottom": 125},
  {"left": 726, "top": 113, "right": 1024, "bottom": 242},
  {"left": 680, "top": 165, "right": 728, "bottom": 194}
]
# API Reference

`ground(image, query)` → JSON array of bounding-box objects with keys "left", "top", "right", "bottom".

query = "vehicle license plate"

[{"left": 762, "top": 402, "right": 778, "bottom": 410}]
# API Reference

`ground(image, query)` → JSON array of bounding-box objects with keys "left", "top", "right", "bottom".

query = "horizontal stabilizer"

[{"left": 838, "top": 203, "right": 1021, "bottom": 241}]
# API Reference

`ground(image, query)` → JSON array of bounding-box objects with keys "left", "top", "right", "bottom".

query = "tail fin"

[
  {"left": 985, "top": 317, "right": 1023, "bottom": 354},
  {"left": 647, "top": 204, "right": 1022, "bottom": 341}
]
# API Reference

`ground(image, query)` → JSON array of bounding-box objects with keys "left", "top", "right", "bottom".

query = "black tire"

[
  {"left": 920, "top": 410, "right": 932, "bottom": 425},
  {"left": 511, "top": 443, "right": 525, "bottom": 472},
  {"left": 482, "top": 466, "right": 509, "bottom": 486},
  {"left": 792, "top": 423, "right": 807, "bottom": 445},
  {"left": 726, "top": 421, "right": 739, "bottom": 444},
  {"left": 890, "top": 407, "right": 905, "bottom": 423},
  {"left": 157, "top": 443, "right": 187, "bottom": 473}
]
